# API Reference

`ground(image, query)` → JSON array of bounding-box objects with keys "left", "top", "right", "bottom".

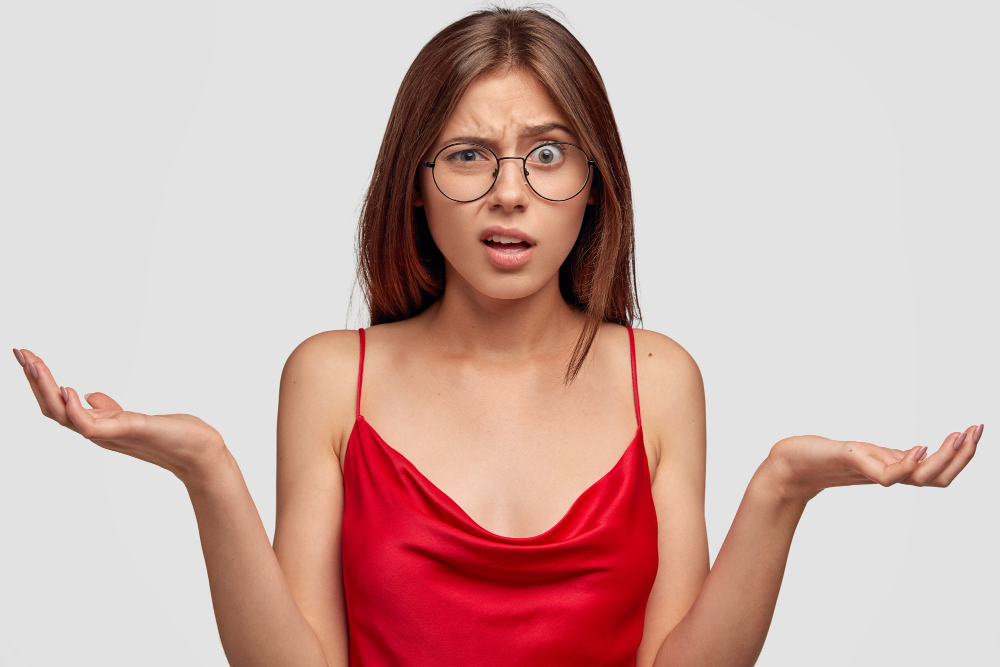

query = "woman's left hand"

[{"left": 764, "top": 424, "right": 984, "bottom": 504}]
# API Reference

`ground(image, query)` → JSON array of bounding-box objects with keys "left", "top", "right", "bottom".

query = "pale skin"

[{"left": 15, "top": 68, "right": 983, "bottom": 667}]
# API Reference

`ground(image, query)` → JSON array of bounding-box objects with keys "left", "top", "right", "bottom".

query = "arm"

[
  {"left": 652, "top": 459, "right": 806, "bottom": 667},
  {"left": 631, "top": 329, "right": 800, "bottom": 667},
  {"left": 12, "top": 347, "right": 342, "bottom": 667},
  {"left": 185, "top": 453, "right": 333, "bottom": 667},
  {"left": 651, "top": 422, "right": 981, "bottom": 666},
  {"left": 185, "top": 330, "right": 357, "bottom": 667}
]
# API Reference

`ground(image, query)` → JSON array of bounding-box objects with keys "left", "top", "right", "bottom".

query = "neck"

[{"left": 416, "top": 267, "right": 588, "bottom": 364}]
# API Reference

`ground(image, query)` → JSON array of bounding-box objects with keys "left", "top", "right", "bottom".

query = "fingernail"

[
  {"left": 916, "top": 446, "right": 928, "bottom": 460},
  {"left": 973, "top": 423, "right": 984, "bottom": 445},
  {"left": 84, "top": 393, "right": 93, "bottom": 401},
  {"left": 28, "top": 361, "right": 38, "bottom": 380},
  {"left": 953, "top": 432, "right": 967, "bottom": 451},
  {"left": 12, "top": 348, "right": 25, "bottom": 367},
  {"left": 60, "top": 386, "right": 68, "bottom": 403}
]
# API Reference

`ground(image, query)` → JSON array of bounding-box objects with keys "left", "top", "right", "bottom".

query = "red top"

[{"left": 341, "top": 326, "right": 658, "bottom": 666}]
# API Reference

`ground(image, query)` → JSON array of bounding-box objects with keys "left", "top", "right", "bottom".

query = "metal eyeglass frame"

[{"left": 421, "top": 141, "right": 597, "bottom": 203}]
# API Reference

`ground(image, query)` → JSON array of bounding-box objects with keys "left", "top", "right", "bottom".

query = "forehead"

[{"left": 440, "top": 69, "right": 572, "bottom": 137}]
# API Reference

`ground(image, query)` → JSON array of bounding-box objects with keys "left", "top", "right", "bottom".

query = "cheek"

[
  {"left": 419, "top": 170, "right": 452, "bottom": 218},
  {"left": 557, "top": 214, "right": 586, "bottom": 260},
  {"left": 420, "top": 180, "right": 464, "bottom": 253},
  {"left": 554, "top": 201, "right": 588, "bottom": 245},
  {"left": 425, "top": 207, "right": 457, "bottom": 252}
]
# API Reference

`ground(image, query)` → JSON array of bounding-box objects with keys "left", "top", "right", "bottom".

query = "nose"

[{"left": 486, "top": 157, "right": 531, "bottom": 210}]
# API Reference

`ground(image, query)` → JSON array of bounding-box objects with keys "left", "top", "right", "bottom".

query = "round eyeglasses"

[{"left": 421, "top": 141, "right": 596, "bottom": 203}]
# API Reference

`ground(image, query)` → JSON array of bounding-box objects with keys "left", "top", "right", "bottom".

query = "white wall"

[{"left": 2, "top": 1, "right": 997, "bottom": 665}]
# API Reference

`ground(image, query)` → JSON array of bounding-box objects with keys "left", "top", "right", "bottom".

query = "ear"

[{"left": 586, "top": 184, "right": 597, "bottom": 206}]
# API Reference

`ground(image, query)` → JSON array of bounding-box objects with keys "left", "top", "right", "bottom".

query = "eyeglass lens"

[{"left": 432, "top": 143, "right": 590, "bottom": 201}]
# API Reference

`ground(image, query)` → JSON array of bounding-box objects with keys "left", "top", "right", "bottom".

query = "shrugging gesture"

[
  {"left": 766, "top": 426, "right": 983, "bottom": 505},
  {"left": 13, "top": 347, "right": 227, "bottom": 488}
]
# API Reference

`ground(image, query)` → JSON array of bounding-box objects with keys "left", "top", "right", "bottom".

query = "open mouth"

[
  {"left": 481, "top": 234, "right": 535, "bottom": 268},
  {"left": 483, "top": 239, "right": 532, "bottom": 252},
  {"left": 482, "top": 234, "right": 533, "bottom": 252}
]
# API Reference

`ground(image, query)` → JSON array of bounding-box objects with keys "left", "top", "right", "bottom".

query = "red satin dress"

[{"left": 341, "top": 326, "right": 658, "bottom": 666}]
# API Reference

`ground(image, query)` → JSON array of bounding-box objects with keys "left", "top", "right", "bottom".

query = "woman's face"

[{"left": 415, "top": 68, "right": 596, "bottom": 301}]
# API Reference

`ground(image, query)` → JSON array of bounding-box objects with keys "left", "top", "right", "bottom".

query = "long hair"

[{"left": 355, "top": 4, "right": 641, "bottom": 384}]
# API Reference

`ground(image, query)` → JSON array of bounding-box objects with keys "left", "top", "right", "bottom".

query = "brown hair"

[{"left": 354, "top": 3, "right": 641, "bottom": 384}]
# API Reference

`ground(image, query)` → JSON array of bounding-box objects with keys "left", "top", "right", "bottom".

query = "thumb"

[{"left": 83, "top": 391, "right": 123, "bottom": 411}]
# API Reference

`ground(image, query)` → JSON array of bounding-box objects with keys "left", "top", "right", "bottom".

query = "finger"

[
  {"left": 19, "top": 350, "right": 73, "bottom": 428},
  {"left": 862, "top": 443, "right": 907, "bottom": 466},
  {"left": 848, "top": 442, "right": 923, "bottom": 486},
  {"left": 915, "top": 425, "right": 981, "bottom": 488},
  {"left": 904, "top": 430, "right": 966, "bottom": 486},
  {"left": 83, "top": 391, "right": 124, "bottom": 411},
  {"left": 62, "top": 386, "right": 134, "bottom": 442},
  {"left": 17, "top": 348, "right": 49, "bottom": 413}
]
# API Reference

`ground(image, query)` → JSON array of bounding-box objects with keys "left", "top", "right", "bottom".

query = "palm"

[
  {"left": 15, "top": 347, "right": 225, "bottom": 484},
  {"left": 81, "top": 409, "right": 221, "bottom": 468},
  {"left": 768, "top": 428, "right": 981, "bottom": 504}
]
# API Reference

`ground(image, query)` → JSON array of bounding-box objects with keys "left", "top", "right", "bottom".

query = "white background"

[{"left": 2, "top": 1, "right": 997, "bottom": 665}]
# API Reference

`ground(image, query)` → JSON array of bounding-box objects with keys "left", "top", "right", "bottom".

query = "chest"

[{"left": 339, "top": 364, "right": 656, "bottom": 540}]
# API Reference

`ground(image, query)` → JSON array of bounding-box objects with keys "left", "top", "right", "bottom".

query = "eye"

[
  {"left": 530, "top": 143, "right": 564, "bottom": 165},
  {"left": 445, "top": 148, "right": 489, "bottom": 162}
]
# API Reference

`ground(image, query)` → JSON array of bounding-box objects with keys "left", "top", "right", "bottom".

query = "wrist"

[
  {"left": 179, "top": 440, "right": 237, "bottom": 493},
  {"left": 753, "top": 456, "right": 814, "bottom": 510}
]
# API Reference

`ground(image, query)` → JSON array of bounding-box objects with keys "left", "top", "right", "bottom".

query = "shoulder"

[
  {"left": 280, "top": 329, "right": 364, "bottom": 461},
  {"left": 628, "top": 326, "right": 706, "bottom": 464},
  {"left": 629, "top": 326, "right": 702, "bottom": 390},
  {"left": 282, "top": 329, "right": 362, "bottom": 383}
]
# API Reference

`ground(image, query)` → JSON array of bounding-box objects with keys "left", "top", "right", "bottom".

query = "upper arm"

[
  {"left": 633, "top": 329, "right": 710, "bottom": 667},
  {"left": 272, "top": 330, "right": 358, "bottom": 667}
]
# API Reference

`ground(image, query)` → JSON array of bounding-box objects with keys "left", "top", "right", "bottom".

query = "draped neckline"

[{"left": 347, "top": 413, "right": 644, "bottom": 542}]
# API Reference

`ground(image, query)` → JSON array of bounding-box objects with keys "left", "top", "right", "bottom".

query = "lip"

[
  {"left": 483, "top": 240, "right": 535, "bottom": 269},
  {"left": 479, "top": 225, "right": 537, "bottom": 245}
]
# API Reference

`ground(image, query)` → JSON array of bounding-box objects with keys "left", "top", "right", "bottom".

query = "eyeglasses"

[{"left": 421, "top": 141, "right": 596, "bottom": 203}]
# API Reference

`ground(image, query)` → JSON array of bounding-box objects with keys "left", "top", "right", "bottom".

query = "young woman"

[{"left": 14, "top": 7, "right": 982, "bottom": 667}]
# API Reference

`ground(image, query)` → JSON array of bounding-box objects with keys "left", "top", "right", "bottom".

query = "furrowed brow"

[
  {"left": 521, "top": 122, "right": 574, "bottom": 136},
  {"left": 441, "top": 123, "right": 575, "bottom": 148}
]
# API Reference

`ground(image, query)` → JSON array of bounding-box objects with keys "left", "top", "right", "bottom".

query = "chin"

[
  {"left": 473, "top": 280, "right": 542, "bottom": 301},
  {"left": 443, "top": 249, "right": 564, "bottom": 301}
]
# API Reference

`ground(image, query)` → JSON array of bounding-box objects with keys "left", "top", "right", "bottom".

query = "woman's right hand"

[{"left": 14, "top": 347, "right": 229, "bottom": 488}]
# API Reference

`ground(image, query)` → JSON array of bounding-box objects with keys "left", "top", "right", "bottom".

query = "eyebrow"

[{"left": 441, "top": 123, "right": 576, "bottom": 148}]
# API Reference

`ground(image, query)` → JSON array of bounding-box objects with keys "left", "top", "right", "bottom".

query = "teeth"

[{"left": 486, "top": 234, "right": 527, "bottom": 244}]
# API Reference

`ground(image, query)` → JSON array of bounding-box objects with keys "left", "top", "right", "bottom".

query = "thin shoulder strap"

[
  {"left": 356, "top": 327, "right": 365, "bottom": 419},
  {"left": 627, "top": 325, "right": 642, "bottom": 430}
]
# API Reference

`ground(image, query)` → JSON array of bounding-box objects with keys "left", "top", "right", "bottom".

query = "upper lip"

[{"left": 479, "top": 225, "right": 537, "bottom": 245}]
